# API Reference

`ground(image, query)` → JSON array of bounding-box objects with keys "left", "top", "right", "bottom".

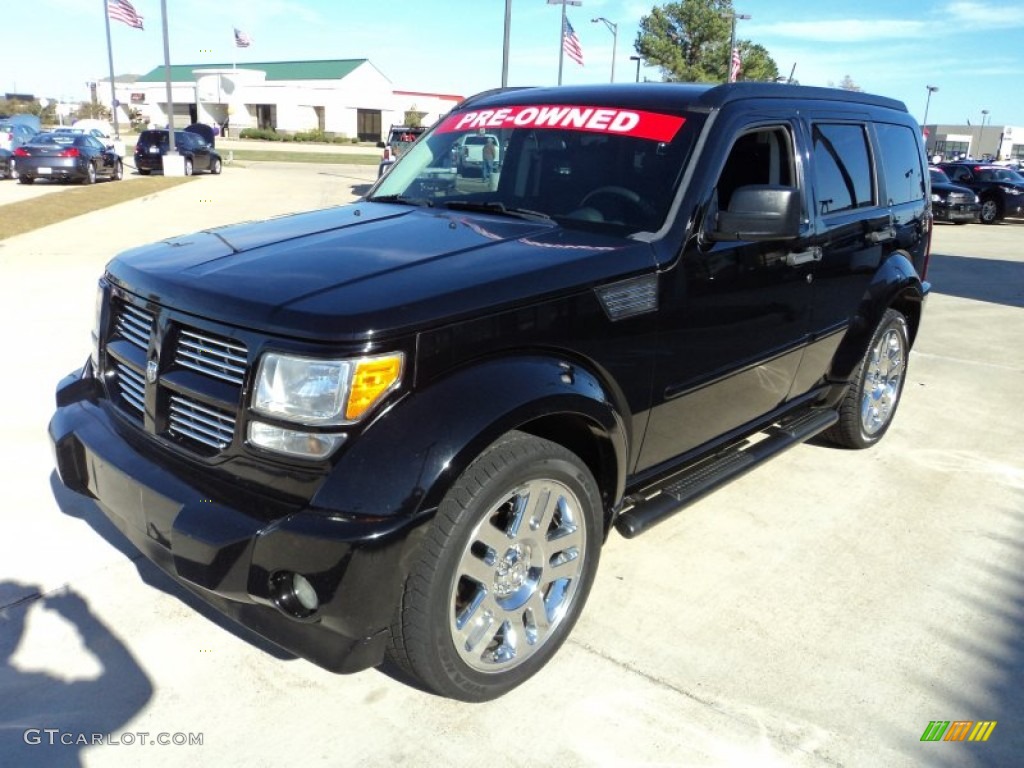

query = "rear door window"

[
  {"left": 875, "top": 123, "right": 925, "bottom": 206},
  {"left": 811, "top": 123, "right": 875, "bottom": 215}
]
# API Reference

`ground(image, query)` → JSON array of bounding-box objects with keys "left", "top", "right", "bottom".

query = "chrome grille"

[
  {"left": 169, "top": 395, "right": 236, "bottom": 450},
  {"left": 114, "top": 362, "right": 146, "bottom": 416},
  {"left": 116, "top": 303, "right": 155, "bottom": 351},
  {"left": 947, "top": 192, "right": 971, "bottom": 204},
  {"left": 175, "top": 329, "right": 247, "bottom": 386}
]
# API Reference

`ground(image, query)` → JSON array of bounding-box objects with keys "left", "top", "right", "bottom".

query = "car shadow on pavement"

[
  {"left": 48, "top": 473, "right": 293, "bottom": 663},
  {"left": 0, "top": 581, "right": 152, "bottom": 767},
  {"left": 927, "top": 252, "right": 1024, "bottom": 308}
]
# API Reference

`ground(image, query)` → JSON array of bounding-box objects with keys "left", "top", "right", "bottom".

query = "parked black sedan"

[
  {"left": 938, "top": 162, "right": 1024, "bottom": 224},
  {"left": 134, "top": 128, "right": 222, "bottom": 176},
  {"left": 928, "top": 167, "right": 980, "bottom": 224},
  {"left": 14, "top": 132, "right": 123, "bottom": 185}
]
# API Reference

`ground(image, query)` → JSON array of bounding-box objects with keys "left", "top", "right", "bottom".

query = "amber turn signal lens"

[{"left": 345, "top": 354, "right": 403, "bottom": 420}]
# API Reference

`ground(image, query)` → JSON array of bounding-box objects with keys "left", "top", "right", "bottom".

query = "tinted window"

[
  {"left": 715, "top": 126, "right": 796, "bottom": 210},
  {"left": 875, "top": 123, "right": 924, "bottom": 205},
  {"left": 812, "top": 123, "right": 874, "bottom": 215}
]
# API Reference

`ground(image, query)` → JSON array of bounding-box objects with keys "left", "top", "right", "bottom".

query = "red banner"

[{"left": 436, "top": 105, "right": 686, "bottom": 143}]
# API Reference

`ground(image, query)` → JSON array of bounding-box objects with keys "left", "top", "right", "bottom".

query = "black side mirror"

[{"left": 709, "top": 185, "right": 801, "bottom": 242}]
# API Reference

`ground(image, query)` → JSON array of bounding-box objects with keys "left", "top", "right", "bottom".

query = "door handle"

[
  {"left": 785, "top": 247, "right": 822, "bottom": 267},
  {"left": 866, "top": 227, "right": 896, "bottom": 244}
]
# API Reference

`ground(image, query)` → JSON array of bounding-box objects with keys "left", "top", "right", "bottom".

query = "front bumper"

[
  {"left": 49, "top": 364, "right": 421, "bottom": 674},
  {"left": 933, "top": 202, "right": 980, "bottom": 222}
]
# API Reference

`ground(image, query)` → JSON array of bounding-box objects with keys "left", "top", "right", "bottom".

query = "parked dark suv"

[
  {"left": 50, "top": 83, "right": 930, "bottom": 702},
  {"left": 134, "top": 127, "right": 222, "bottom": 176},
  {"left": 937, "top": 162, "right": 1024, "bottom": 224},
  {"left": 929, "top": 166, "right": 980, "bottom": 224}
]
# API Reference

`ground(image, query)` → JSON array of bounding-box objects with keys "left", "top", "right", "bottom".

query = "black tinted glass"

[
  {"left": 812, "top": 123, "right": 874, "bottom": 215},
  {"left": 876, "top": 123, "right": 924, "bottom": 206}
]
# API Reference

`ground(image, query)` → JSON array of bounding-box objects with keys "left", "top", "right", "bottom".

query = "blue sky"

[{"left": 5, "top": 0, "right": 1023, "bottom": 127}]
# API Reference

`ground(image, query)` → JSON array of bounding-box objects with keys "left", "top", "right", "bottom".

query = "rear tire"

[
  {"left": 138, "top": 168, "right": 151, "bottom": 176},
  {"left": 210, "top": 157, "right": 222, "bottom": 175},
  {"left": 19, "top": 176, "right": 33, "bottom": 184},
  {"left": 112, "top": 160, "right": 123, "bottom": 181},
  {"left": 387, "top": 431, "right": 602, "bottom": 701},
  {"left": 825, "top": 309, "right": 909, "bottom": 449},
  {"left": 183, "top": 158, "right": 193, "bottom": 176}
]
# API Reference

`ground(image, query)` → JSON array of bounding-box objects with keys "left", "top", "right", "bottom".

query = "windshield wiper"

[
  {"left": 367, "top": 194, "right": 433, "bottom": 207},
  {"left": 444, "top": 200, "right": 552, "bottom": 223}
]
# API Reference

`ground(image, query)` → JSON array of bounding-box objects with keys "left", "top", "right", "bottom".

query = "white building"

[{"left": 104, "top": 59, "right": 463, "bottom": 141}]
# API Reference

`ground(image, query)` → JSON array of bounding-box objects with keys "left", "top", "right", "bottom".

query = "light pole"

[
  {"left": 629, "top": 55, "right": 641, "bottom": 83},
  {"left": 922, "top": 85, "right": 938, "bottom": 130},
  {"left": 591, "top": 17, "right": 618, "bottom": 83},
  {"left": 727, "top": 12, "right": 751, "bottom": 82},
  {"left": 979, "top": 109, "right": 990, "bottom": 159}
]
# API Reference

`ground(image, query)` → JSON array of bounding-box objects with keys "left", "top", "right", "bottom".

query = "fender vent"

[{"left": 595, "top": 274, "right": 658, "bottom": 321}]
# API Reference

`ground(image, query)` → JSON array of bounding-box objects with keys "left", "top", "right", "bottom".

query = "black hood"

[{"left": 106, "top": 203, "right": 655, "bottom": 342}]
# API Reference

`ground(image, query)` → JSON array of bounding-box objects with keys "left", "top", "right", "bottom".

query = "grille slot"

[
  {"left": 114, "top": 362, "right": 146, "bottom": 416},
  {"left": 176, "top": 329, "right": 247, "bottom": 386},
  {"left": 116, "top": 303, "right": 155, "bottom": 351},
  {"left": 169, "top": 396, "right": 236, "bottom": 450}
]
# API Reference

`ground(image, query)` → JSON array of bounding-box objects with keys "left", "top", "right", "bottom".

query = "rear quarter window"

[{"left": 875, "top": 123, "right": 925, "bottom": 206}]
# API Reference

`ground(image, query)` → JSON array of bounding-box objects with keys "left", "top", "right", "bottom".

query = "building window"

[
  {"left": 255, "top": 104, "right": 276, "bottom": 131},
  {"left": 357, "top": 109, "right": 382, "bottom": 143},
  {"left": 934, "top": 140, "right": 969, "bottom": 159}
]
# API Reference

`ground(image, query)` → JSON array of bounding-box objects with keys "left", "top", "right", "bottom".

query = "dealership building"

[
  {"left": 101, "top": 58, "right": 463, "bottom": 141},
  {"left": 923, "top": 123, "right": 1023, "bottom": 162}
]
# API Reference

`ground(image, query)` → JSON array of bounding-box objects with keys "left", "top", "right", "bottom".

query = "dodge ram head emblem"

[{"left": 146, "top": 360, "right": 158, "bottom": 383}]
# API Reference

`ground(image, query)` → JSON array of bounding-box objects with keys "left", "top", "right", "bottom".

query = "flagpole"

[
  {"left": 160, "top": 0, "right": 174, "bottom": 154},
  {"left": 103, "top": 0, "right": 121, "bottom": 139},
  {"left": 558, "top": 2, "right": 566, "bottom": 86}
]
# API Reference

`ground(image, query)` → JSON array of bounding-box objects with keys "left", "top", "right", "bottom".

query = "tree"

[
  {"left": 635, "top": 1, "right": 779, "bottom": 83},
  {"left": 836, "top": 75, "right": 862, "bottom": 92}
]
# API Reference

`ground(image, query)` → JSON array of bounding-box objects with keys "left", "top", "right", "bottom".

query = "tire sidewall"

[
  {"left": 851, "top": 310, "right": 909, "bottom": 447},
  {"left": 411, "top": 437, "right": 603, "bottom": 701}
]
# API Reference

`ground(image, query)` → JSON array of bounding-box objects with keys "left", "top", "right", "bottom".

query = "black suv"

[
  {"left": 929, "top": 166, "right": 980, "bottom": 224},
  {"left": 937, "top": 162, "right": 1024, "bottom": 224},
  {"left": 50, "top": 83, "right": 930, "bottom": 701},
  {"left": 134, "top": 127, "right": 222, "bottom": 176}
]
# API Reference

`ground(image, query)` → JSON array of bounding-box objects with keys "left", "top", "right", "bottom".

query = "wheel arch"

[
  {"left": 825, "top": 251, "right": 927, "bottom": 391},
  {"left": 310, "top": 354, "right": 631, "bottom": 533}
]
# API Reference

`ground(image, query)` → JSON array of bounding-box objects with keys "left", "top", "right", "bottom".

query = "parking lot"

[{"left": 1, "top": 163, "right": 1021, "bottom": 767}]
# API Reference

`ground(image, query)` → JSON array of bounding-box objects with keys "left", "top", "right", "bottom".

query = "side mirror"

[
  {"left": 709, "top": 185, "right": 801, "bottom": 242},
  {"left": 376, "top": 141, "right": 386, "bottom": 149}
]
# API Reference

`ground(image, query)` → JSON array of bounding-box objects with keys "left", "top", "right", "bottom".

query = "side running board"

[{"left": 615, "top": 409, "right": 838, "bottom": 539}]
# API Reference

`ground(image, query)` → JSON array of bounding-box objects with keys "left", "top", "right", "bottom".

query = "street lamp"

[
  {"left": 591, "top": 17, "right": 618, "bottom": 83},
  {"left": 629, "top": 55, "right": 642, "bottom": 83},
  {"left": 922, "top": 85, "right": 938, "bottom": 129},
  {"left": 979, "top": 109, "right": 990, "bottom": 159},
  {"left": 727, "top": 12, "right": 751, "bottom": 82}
]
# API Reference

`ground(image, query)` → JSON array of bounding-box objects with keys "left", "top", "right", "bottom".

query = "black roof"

[{"left": 458, "top": 82, "right": 907, "bottom": 116}]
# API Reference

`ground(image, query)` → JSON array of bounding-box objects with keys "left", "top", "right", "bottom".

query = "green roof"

[{"left": 137, "top": 59, "right": 368, "bottom": 83}]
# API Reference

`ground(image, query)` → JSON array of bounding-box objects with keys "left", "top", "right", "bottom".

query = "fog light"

[{"left": 269, "top": 571, "right": 320, "bottom": 619}]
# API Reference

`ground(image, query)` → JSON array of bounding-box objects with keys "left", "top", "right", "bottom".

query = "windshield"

[
  {"left": 978, "top": 168, "right": 1022, "bottom": 182},
  {"left": 368, "top": 103, "right": 702, "bottom": 236},
  {"left": 929, "top": 169, "right": 951, "bottom": 184}
]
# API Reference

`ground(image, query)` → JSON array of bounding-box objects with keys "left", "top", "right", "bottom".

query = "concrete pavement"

[{"left": 0, "top": 164, "right": 1021, "bottom": 767}]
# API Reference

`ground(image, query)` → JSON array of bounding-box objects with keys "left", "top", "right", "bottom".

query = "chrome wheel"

[
  {"left": 980, "top": 199, "right": 999, "bottom": 224},
  {"left": 388, "top": 431, "right": 602, "bottom": 700},
  {"left": 449, "top": 477, "right": 587, "bottom": 674},
  {"left": 860, "top": 326, "right": 905, "bottom": 436}
]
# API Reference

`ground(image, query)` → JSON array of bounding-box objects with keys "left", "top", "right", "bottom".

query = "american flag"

[
  {"left": 107, "top": 0, "right": 143, "bottom": 30},
  {"left": 234, "top": 28, "right": 253, "bottom": 48},
  {"left": 563, "top": 18, "right": 584, "bottom": 67},
  {"left": 729, "top": 47, "right": 742, "bottom": 82}
]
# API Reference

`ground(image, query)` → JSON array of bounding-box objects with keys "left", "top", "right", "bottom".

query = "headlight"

[
  {"left": 930, "top": 193, "right": 942, "bottom": 203},
  {"left": 252, "top": 351, "right": 404, "bottom": 426},
  {"left": 1000, "top": 185, "right": 1023, "bottom": 195},
  {"left": 91, "top": 281, "right": 104, "bottom": 370}
]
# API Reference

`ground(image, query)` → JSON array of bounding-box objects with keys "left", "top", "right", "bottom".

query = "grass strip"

[
  {"left": 0, "top": 177, "right": 194, "bottom": 240},
  {"left": 226, "top": 149, "right": 379, "bottom": 165}
]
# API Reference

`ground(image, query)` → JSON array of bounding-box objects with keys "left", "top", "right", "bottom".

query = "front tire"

[
  {"left": 183, "top": 158, "right": 193, "bottom": 176},
  {"left": 19, "top": 175, "right": 34, "bottom": 184},
  {"left": 979, "top": 197, "right": 1000, "bottom": 224},
  {"left": 210, "top": 157, "right": 222, "bottom": 175},
  {"left": 112, "top": 160, "right": 123, "bottom": 181},
  {"left": 83, "top": 162, "right": 96, "bottom": 185},
  {"left": 388, "top": 431, "right": 602, "bottom": 701},
  {"left": 825, "top": 309, "right": 909, "bottom": 448}
]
